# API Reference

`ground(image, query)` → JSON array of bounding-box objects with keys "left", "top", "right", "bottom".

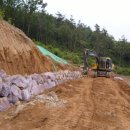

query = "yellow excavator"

[{"left": 83, "top": 49, "right": 113, "bottom": 77}]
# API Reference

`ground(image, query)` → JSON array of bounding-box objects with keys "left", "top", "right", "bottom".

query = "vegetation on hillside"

[{"left": 0, "top": 0, "right": 130, "bottom": 75}]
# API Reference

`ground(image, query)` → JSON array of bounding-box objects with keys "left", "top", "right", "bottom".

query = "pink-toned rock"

[
  {"left": 44, "top": 72, "right": 56, "bottom": 81},
  {"left": 10, "top": 85, "right": 22, "bottom": 100},
  {"left": 47, "top": 79, "right": 56, "bottom": 88},
  {"left": 8, "top": 94, "right": 19, "bottom": 104},
  {"left": 0, "top": 83, "right": 11, "bottom": 97},
  {"left": 0, "top": 97, "right": 10, "bottom": 111},
  {"left": 30, "top": 85, "right": 40, "bottom": 96},
  {"left": 21, "top": 89, "right": 31, "bottom": 101}
]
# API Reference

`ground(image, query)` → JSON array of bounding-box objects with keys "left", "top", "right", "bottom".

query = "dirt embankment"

[
  {"left": 0, "top": 77, "right": 130, "bottom": 130},
  {"left": 0, "top": 20, "right": 53, "bottom": 75}
]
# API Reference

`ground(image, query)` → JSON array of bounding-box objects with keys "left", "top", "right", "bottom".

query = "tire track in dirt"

[
  {"left": 87, "top": 77, "right": 130, "bottom": 130},
  {"left": 40, "top": 78, "right": 95, "bottom": 130}
]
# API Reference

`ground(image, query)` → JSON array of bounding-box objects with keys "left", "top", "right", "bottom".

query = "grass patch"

[{"left": 115, "top": 66, "right": 130, "bottom": 76}]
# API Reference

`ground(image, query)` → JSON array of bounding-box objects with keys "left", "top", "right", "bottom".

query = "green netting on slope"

[{"left": 37, "top": 45, "right": 68, "bottom": 64}]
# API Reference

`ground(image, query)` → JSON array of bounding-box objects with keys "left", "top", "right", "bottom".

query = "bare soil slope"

[
  {"left": 0, "top": 20, "right": 52, "bottom": 75},
  {"left": 0, "top": 77, "right": 130, "bottom": 130}
]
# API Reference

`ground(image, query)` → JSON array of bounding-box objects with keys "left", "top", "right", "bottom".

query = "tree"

[
  {"left": 56, "top": 11, "right": 65, "bottom": 25},
  {"left": 95, "top": 24, "right": 100, "bottom": 32}
]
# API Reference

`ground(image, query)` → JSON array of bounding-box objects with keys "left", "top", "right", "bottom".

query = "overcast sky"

[{"left": 44, "top": 0, "right": 130, "bottom": 41}]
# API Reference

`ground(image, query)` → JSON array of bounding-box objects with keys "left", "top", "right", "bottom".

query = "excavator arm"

[{"left": 83, "top": 49, "right": 98, "bottom": 71}]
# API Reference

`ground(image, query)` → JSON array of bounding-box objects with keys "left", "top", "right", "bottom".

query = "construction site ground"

[{"left": 0, "top": 76, "right": 130, "bottom": 130}]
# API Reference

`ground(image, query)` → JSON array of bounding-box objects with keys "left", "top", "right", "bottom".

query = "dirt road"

[{"left": 0, "top": 77, "right": 130, "bottom": 130}]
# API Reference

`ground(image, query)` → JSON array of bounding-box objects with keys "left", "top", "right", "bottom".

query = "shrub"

[
  {"left": 115, "top": 66, "right": 130, "bottom": 76},
  {"left": 0, "top": 9, "right": 4, "bottom": 20}
]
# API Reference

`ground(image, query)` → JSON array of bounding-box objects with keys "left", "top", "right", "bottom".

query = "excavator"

[{"left": 83, "top": 49, "right": 113, "bottom": 78}]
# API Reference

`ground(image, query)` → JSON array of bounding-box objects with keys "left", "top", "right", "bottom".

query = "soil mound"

[{"left": 0, "top": 20, "right": 52, "bottom": 75}]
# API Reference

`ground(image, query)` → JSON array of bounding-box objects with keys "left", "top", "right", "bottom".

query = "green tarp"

[{"left": 37, "top": 45, "right": 68, "bottom": 64}]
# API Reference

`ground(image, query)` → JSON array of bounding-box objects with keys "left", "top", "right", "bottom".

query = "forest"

[{"left": 0, "top": 0, "right": 130, "bottom": 74}]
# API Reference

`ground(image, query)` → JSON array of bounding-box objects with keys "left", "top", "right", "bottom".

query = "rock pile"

[
  {"left": 35, "top": 92, "right": 67, "bottom": 108},
  {"left": 0, "top": 70, "right": 82, "bottom": 111}
]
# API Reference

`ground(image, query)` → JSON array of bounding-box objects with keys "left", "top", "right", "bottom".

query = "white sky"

[{"left": 44, "top": 0, "right": 130, "bottom": 41}]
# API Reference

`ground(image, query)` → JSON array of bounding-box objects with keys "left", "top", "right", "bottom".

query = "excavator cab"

[
  {"left": 95, "top": 57, "right": 112, "bottom": 77},
  {"left": 97, "top": 57, "right": 112, "bottom": 70}
]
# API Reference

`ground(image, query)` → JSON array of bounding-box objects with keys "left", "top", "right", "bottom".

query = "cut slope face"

[{"left": 0, "top": 20, "right": 52, "bottom": 75}]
